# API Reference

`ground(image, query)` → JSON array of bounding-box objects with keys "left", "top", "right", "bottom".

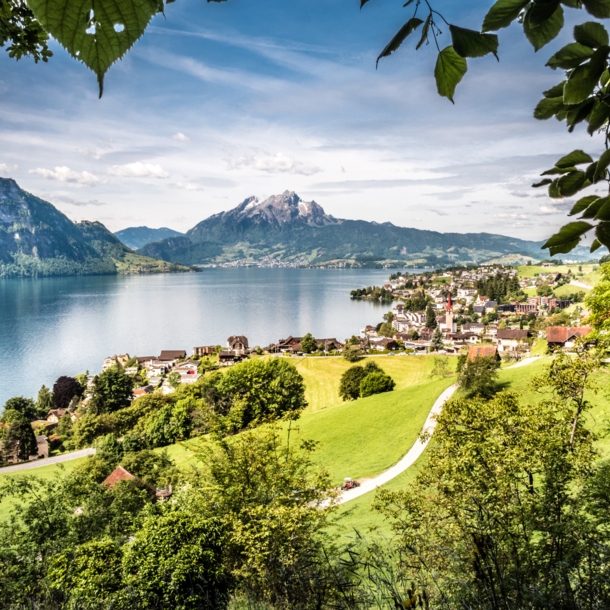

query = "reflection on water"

[{"left": 0, "top": 268, "right": 413, "bottom": 403}]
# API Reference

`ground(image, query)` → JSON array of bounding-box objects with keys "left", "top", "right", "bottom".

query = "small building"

[
  {"left": 103, "top": 354, "right": 130, "bottom": 371},
  {"left": 495, "top": 329, "right": 529, "bottom": 352},
  {"left": 193, "top": 346, "right": 216, "bottom": 357},
  {"left": 46, "top": 409, "right": 68, "bottom": 423},
  {"left": 133, "top": 385, "right": 154, "bottom": 398},
  {"left": 227, "top": 335, "right": 249, "bottom": 355},
  {"left": 462, "top": 323, "right": 485, "bottom": 335},
  {"left": 102, "top": 465, "right": 136, "bottom": 489},
  {"left": 31, "top": 436, "right": 49, "bottom": 460},
  {"left": 158, "top": 350, "right": 187, "bottom": 362},
  {"left": 467, "top": 345, "right": 498, "bottom": 360},
  {"left": 547, "top": 326, "right": 592, "bottom": 350}
]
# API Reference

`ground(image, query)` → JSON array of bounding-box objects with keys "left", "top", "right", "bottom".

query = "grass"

[
  {"left": 517, "top": 264, "right": 599, "bottom": 279},
  {"left": 293, "top": 355, "right": 451, "bottom": 413},
  {"left": 282, "top": 377, "right": 455, "bottom": 486}
]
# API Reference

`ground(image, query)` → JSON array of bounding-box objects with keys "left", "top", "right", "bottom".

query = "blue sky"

[{"left": 0, "top": 0, "right": 604, "bottom": 240}]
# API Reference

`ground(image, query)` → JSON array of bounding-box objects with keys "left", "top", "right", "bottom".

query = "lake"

[{"left": 0, "top": 268, "right": 416, "bottom": 405}]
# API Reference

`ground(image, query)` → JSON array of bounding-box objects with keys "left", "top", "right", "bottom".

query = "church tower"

[{"left": 445, "top": 293, "right": 456, "bottom": 333}]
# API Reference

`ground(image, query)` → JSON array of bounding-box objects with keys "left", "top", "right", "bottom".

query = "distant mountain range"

[
  {"left": 114, "top": 226, "right": 184, "bottom": 250},
  {"left": 135, "top": 191, "right": 555, "bottom": 267},
  {"left": 0, "top": 179, "right": 189, "bottom": 278}
]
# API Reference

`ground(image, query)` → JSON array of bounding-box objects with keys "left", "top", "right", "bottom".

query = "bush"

[
  {"left": 343, "top": 346, "right": 363, "bottom": 362},
  {"left": 339, "top": 361, "right": 383, "bottom": 401},
  {"left": 360, "top": 371, "right": 396, "bottom": 398}
]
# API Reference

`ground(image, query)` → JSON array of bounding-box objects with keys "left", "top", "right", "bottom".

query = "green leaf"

[
  {"left": 574, "top": 22, "right": 609, "bottom": 48},
  {"left": 543, "top": 81, "right": 567, "bottom": 97},
  {"left": 533, "top": 178, "right": 553, "bottom": 187},
  {"left": 555, "top": 149, "right": 594, "bottom": 167},
  {"left": 570, "top": 195, "right": 599, "bottom": 215},
  {"left": 377, "top": 18, "right": 423, "bottom": 67},
  {"left": 416, "top": 14, "right": 431, "bottom": 50},
  {"left": 596, "top": 221, "right": 610, "bottom": 248},
  {"left": 563, "top": 46, "right": 610, "bottom": 104},
  {"left": 566, "top": 97, "right": 596, "bottom": 130},
  {"left": 586, "top": 161, "right": 598, "bottom": 180},
  {"left": 583, "top": 0, "right": 610, "bottom": 19},
  {"left": 434, "top": 46, "right": 468, "bottom": 103},
  {"left": 26, "top": 0, "right": 160, "bottom": 96},
  {"left": 590, "top": 238, "right": 603, "bottom": 252},
  {"left": 557, "top": 170, "right": 588, "bottom": 196},
  {"left": 529, "top": 0, "right": 561, "bottom": 26},
  {"left": 593, "top": 148, "right": 610, "bottom": 181},
  {"left": 547, "top": 43, "right": 594, "bottom": 69},
  {"left": 482, "top": 0, "right": 530, "bottom": 31},
  {"left": 524, "top": 4, "right": 564, "bottom": 51},
  {"left": 542, "top": 221, "right": 594, "bottom": 255},
  {"left": 549, "top": 179, "right": 562, "bottom": 197},
  {"left": 581, "top": 196, "right": 608, "bottom": 217},
  {"left": 594, "top": 197, "right": 610, "bottom": 219},
  {"left": 534, "top": 95, "right": 565, "bottom": 119},
  {"left": 449, "top": 25, "right": 499, "bottom": 59},
  {"left": 542, "top": 166, "right": 576, "bottom": 175},
  {"left": 587, "top": 100, "right": 610, "bottom": 133}
]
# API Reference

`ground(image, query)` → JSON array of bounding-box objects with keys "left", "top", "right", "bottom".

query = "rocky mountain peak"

[{"left": 230, "top": 191, "right": 335, "bottom": 227}]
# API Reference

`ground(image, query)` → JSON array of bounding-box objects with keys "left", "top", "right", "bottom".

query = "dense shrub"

[{"left": 360, "top": 371, "right": 396, "bottom": 398}]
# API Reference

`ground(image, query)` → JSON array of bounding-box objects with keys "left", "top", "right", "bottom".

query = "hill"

[
  {"left": 0, "top": 179, "right": 190, "bottom": 278},
  {"left": 114, "top": 226, "right": 184, "bottom": 250},
  {"left": 138, "top": 190, "right": 550, "bottom": 267}
]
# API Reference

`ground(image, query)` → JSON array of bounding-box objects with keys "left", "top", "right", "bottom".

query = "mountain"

[
  {"left": 138, "top": 190, "right": 550, "bottom": 267},
  {"left": 0, "top": 178, "right": 189, "bottom": 278},
  {"left": 114, "top": 226, "right": 184, "bottom": 250}
]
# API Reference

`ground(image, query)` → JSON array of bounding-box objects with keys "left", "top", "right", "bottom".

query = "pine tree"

[
  {"left": 425, "top": 304, "right": 437, "bottom": 329},
  {"left": 430, "top": 326, "right": 444, "bottom": 352}
]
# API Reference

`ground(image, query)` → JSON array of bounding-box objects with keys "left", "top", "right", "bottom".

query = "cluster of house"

[{"left": 267, "top": 336, "right": 345, "bottom": 354}]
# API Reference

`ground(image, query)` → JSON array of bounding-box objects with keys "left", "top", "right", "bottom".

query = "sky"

[{"left": 0, "top": 0, "right": 605, "bottom": 241}]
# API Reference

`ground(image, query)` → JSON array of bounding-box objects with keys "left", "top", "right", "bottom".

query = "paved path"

[
  {"left": 0, "top": 448, "right": 96, "bottom": 474},
  {"left": 337, "top": 356, "right": 540, "bottom": 504},
  {"left": 570, "top": 280, "right": 593, "bottom": 290}
]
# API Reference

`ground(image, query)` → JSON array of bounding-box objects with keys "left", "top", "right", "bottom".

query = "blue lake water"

[{"left": 0, "top": 268, "right": 415, "bottom": 405}]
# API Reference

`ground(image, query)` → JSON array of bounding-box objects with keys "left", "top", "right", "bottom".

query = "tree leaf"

[
  {"left": 542, "top": 221, "right": 594, "bottom": 255},
  {"left": 543, "top": 81, "right": 567, "bottom": 97},
  {"left": 566, "top": 98, "right": 596, "bottom": 130},
  {"left": 581, "top": 195, "right": 608, "bottom": 217},
  {"left": 555, "top": 149, "right": 594, "bottom": 167},
  {"left": 583, "top": 0, "right": 610, "bottom": 19},
  {"left": 434, "top": 46, "right": 468, "bottom": 103},
  {"left": 416, "top": 14, "right": 431, "bottom": 50},
  {"left": 563, "top": 46, "right": 610, "bottom": 104},
  {"left": 449, "top": 25, "right": 499, "bottom": 59},
  {"left": 557, "top": 170, "right": 588, "bottom": 196},
  {"left": 570, "top": 195, "right": 599, "bottom": 215},
  {"left": 546, "top": 42, "right": 594, "bottom": 69},
  {"left": 593, "top": 147, "right": 610, "bottom": 181},
  {"left": 596, "top": 221, "right": 610, "bottom": 248},
  {"left": 590, "top": 238, "right": 602, "bottom": 252},
  {"left": 594, "top": 196, "right": 610, "bottom": 219},
  {"left": 26, "top": 0, "right": 160, "bottom": 96},
  {"left": 587, "top": 100, "right": 610, "bottom": 133},
  {"left": 533, "top": 178, "right": 554, "bottom": 186},
  {"left": 541, "top": 166, "right": 576, "bottom": 175},
  {"left": 529, "top": 0, "right": 561, "bottom": 26},
  {"left": 482, "top": 0, "right": 530, "bottom": 31},
  {"left": 377, "top": 18, "right": 423, "bottom": 67},
  {"left": 574, "top": 21, "right": 609, "bottom": 48},
  {"left": 524, "top": 4, "right": 564, "bottom": 51},
  {"left": 549, "top": 179, "right": 562, "bottom": 197},
  {"left": 534, "top": 95, "right": 565, "bottom": 119}
]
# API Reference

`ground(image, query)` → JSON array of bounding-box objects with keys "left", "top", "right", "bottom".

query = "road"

[
  {"left": 570, "top": 280, "right": 593, "bottom": 290},
  {"left": 0, "top": 448, "right": 96, "bottom": 474},
  {"left": 337, "top": 356, "right": 540, "bottom": 504}
]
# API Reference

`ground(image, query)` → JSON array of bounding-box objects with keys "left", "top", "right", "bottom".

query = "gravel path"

[
  {"left": 337, "top": 356, "right": 540, "bottom": 504},
  {"left": 570, "top": 280, "right": 593, "bottom": 290},
  {"left": 0, "top": 448, "right": 96, "bottom": 474}
]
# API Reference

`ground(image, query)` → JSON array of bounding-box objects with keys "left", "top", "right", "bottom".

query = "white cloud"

[
  {"left": 172, "top": 182, "right": 204, "bottom": 191},
  {"left": 226, "top": 152, "right": 321, "bottom": 176},
  {"left": 29, "top": 166, "right": 100, "bottom": 187},
  {"left": 0, "top": 163, "right": 18, "bottom": 174},
  {"left": 107, "top": 162, "right": 169, "bottom": 179},
  {"left": 52, "top": 195, "right": 106, "bottom": 207},
  {"left": 172, "top": 132, "right": 190, "bottom": 141}
]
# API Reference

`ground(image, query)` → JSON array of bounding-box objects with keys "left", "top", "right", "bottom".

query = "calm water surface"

[{"left": 0, "top": 268, "right": 415, "bottom": 404}]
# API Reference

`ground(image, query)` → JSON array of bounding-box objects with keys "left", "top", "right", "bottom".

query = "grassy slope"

[
  {"left": 517, "top": 264, "right": 599, "bottom": 279},
  {"left": 284, "top": 377, "right": 454, "bottom": 486},
  {"left": 294, "top": 355, "right": 447, "bottom": 413},
  {"left": 332, "top": 357, "right": 610, "bottom": 537}
]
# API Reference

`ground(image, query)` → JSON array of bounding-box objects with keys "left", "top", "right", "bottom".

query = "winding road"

[
  {"left": 0, "top": 448, "right": 96, "bottom": 474},
  {"left": 337, "top": 356, "right": 540, "bottom": 504}
]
